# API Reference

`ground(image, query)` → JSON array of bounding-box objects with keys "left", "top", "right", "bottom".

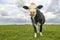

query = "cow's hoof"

[{"left": 34, "top": 33, "right": 37, "bottom": 38}]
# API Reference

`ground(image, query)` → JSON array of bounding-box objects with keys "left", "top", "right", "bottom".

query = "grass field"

[{"left": 0, "top": 25, "right": 60, "bottom": 40}]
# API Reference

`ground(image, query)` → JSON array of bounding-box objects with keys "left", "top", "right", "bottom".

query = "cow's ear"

[
  {"left": 37, "top": 5, "right": 43, "bottom": 9},
  {"left": 23, "top": 6, "right": 29, "bottom": 9}
]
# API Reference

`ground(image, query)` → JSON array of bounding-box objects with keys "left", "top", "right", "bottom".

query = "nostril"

[{"left": 30, "top": 12, "right": 35, "bottom": 13}]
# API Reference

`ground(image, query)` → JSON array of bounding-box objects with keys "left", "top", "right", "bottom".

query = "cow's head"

[{"left": 23, "top": 3, "right": 43, "bottom": 17}]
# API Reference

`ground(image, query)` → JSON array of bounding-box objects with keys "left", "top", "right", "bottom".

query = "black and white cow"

[{"left": 23, "top": 3, "right": 45, "bottom": 37}]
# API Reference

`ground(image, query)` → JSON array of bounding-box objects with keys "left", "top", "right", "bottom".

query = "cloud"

[
  {"left": 0, "top": 4, "right": 30, "bottom": 19},
  {"left": 46, "top": 18, "right": 60, "bottom": 24},
  {"left": 0, "top": 0, "right": 18, "bottom": 4},
  {"left": 24, "top": 0, "right": 52, "bottom": 12},
  {"left": 45, "top": 12, "right": 57, "bottom": 20},
  {"left": 0, "top": 18, "right": 31, "bottom": 24},
  {"left": 0, "top": 0, "right": 60, "bottom": 24},
  {"left": 0, "top": 2, "right": 31, "bottom": 24}
]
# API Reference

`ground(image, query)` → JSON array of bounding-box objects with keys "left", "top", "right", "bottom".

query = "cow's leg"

[
  {"left": 36, "top": 23, "right": 40, "bottom": 33},
  {"left": 33, "top": 24, "right": 37, "bottom": 37},
  {"left": 36, "top": 25, "right": 39, "bottom": 33},
  {"left": 40, "top": 24, "right": 43, "bottom": 36}
]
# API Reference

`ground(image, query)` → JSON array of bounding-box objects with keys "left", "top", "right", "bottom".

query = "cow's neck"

[
  {"left": 31, "top": 13, "right": 36, "bottom": 24},
  {"left": 32, "top": 13, "right": 36, "bottom": 20},
  {"left": 32, "top": 16, "right": 35, "bottom": 20}
]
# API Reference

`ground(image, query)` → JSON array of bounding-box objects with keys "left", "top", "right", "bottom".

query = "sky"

[{"left": 0, "top": 0, "right": 60, "bottom": 24}]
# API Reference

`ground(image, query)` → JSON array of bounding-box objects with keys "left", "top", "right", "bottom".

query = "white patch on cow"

[
  {"left": 36, "top": 26, "right": 39, "bottom": 33},
  {"left": 33, "top": 23, "right": 39, "bottom": 33},
  {"left": 29, "top": 3, "right": 37, "bottom": 17},
  {"left": 40, "top": 32, "right": 43, "bottom": 36},
  {"left": 35, "top": 24, "right": 38, "bottom": 33},
  {"left": 36, "top": 22, "right": 41, "bottom": 33},
  {"left": 32, "top": 13, "right": 36, "bottom": 20},
  {"left": 34, "top": 22, "right": 41, "bottom": 33},
  {"left": 37, "top": 22, "right": 41, "bottom": 26},
  {"left": 34, "top": 33, "right": 37, "bottom": 38}
]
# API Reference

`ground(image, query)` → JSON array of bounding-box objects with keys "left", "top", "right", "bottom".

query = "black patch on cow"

[
  {"left": 37, "top": 5, "right": 43, "bottom": 9},
  {"left": 31, "top": 9, "right": 45, "bottom": 24},
  {"left": 23, "top": 6, "right": 29, "bottom": 9}
]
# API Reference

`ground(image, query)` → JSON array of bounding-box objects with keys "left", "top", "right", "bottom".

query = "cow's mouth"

[
  {"left": 29, "top": 13, "right": 35, "bottom": 17},
  {"left": 29, "top": 11, "right": 35, "bottom": 16}
]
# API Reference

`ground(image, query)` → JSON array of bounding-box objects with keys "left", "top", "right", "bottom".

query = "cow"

[{"left": 23, "top": 3, "right": 45, "bottom": 37}]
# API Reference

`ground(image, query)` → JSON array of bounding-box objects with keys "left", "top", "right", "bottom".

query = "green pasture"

[{"left": 0, "top": 25, "right": 60, "bottom": 40}]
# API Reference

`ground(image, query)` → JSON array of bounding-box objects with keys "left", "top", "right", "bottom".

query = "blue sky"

[{"left": 0, "top": 0, "right": 60, "bottom": 24}]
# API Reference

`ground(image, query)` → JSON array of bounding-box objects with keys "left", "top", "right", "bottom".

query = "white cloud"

[
  {"left": 25, "top": 0, "right": 52, "bottom": 5},
  {"left": 58, "top": 17, "right": 60, "bottom": 20},
  {"left": 0, "top": 0, "right": 18, "bottom": 4},
  {"left": 0, "top": 0, "right": 60, "bottom": 24},
  {"left": 24, "top": 0, "right": 52, "bottom": 13},
  {"left": 45, "top": 12, "right": 57, "bottom": 20},
  {"left": 0, "top": 4, "right": 30, "bottom": 20}
]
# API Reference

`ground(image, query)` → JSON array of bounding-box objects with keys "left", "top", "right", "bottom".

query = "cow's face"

[{"left": 23, "top": 3, "right": 43, "bottom": 17}]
